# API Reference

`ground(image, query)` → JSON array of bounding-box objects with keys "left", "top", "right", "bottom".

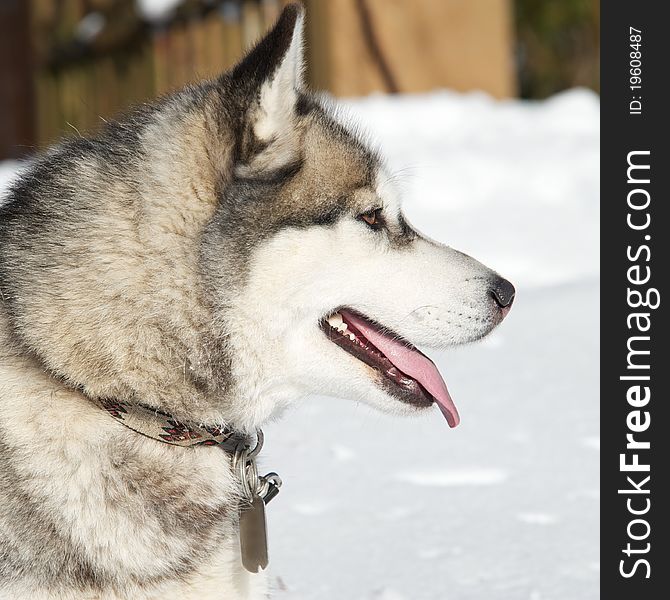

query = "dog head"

[
  {"left": 200, "top": 5, "right": 515, "bottom": 429},
  {"left": 0, "top": 5, "right": 514, "bottom": 433}
]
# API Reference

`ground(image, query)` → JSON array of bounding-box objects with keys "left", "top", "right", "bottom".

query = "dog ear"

[{"left": 230, "top": 3, "right": 305, "bottom": 165}]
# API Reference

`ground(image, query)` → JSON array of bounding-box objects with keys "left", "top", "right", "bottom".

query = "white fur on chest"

[{"left": 0, "top": 322, "right": 267, "bottom": 600}]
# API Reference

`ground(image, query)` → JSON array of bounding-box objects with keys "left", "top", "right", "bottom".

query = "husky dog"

[{"left": 0, "top": 4, "right": 514, "bottom": 599}]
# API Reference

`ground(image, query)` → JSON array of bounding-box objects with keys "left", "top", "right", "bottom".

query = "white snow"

[
  {"left": 76, "top": 12, "right": 106, "bottom": 42},
  {"left": 0, "top": 161, "right": 23, "bottom": 194},
  {"left": 264, "top": 89, "right": 599, "bottom": 600},
  {"left": 0, "top": 87, "right": 599, "bottom": 599},
  {"left": 516, "top": 513, "right": 560, "bottom": 526},
  {"left": 135, "top": 0, "right": 182, "bottom": 22},
  {"left": 395, "top": 467, "right": 509, "bottom": 487}
]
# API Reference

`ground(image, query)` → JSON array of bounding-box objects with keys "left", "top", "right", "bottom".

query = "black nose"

[{"left": 490, "top": 277, "right": 516, "bottom": 308}]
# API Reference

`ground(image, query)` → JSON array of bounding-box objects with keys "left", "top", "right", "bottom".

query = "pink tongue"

[{"left": 341, "top": 310, "right": 460, "bottom": 428}]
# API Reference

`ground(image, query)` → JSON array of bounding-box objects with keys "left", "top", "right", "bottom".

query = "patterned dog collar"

[{"left": 93, "top": 398, "right": 245, "bottom": 449}]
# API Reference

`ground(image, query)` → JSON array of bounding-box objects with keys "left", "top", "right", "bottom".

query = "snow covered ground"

[
  {"left": 0, "top": 161, "right": 23, "bottom": 195},
  {"left": 0, "top": 88, "right": 599, "bottom": 599},
  {"left": 264, "top": 89, "right": 600, "bottom": 600}
]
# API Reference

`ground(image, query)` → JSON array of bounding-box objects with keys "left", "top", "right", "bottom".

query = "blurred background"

[
  {"left": 0, "top": 0, "right": 599, "bottom": 159},
  {"left": 0, "top": 2, "right": 599, "bottom": 599}
]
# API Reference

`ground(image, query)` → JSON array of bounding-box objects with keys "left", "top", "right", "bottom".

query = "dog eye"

[{"left": 359, "top": 208, "right": 384, "bottom": 230}]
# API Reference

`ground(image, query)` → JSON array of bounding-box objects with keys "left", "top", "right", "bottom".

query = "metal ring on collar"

[
  {"left": 236, "top": 449, "right": 254, "bottom": 501},
  {"left": 233, "top": 429, "right": 264, "bottom": 501},
  {"left": 246, "top": 429, "right": 264, "bottom": 460}
]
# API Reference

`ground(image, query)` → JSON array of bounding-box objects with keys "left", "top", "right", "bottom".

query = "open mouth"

[{"left": 320, "top": 309, "right": 459, "bottom": 427}]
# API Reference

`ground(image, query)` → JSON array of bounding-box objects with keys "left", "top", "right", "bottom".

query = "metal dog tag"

[{"left": 239, "top": 495, "right": 269, "bottom": 573}]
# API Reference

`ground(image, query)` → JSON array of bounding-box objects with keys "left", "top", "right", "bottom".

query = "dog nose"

[{"left": 490, "top": 277, "right": 515, "bottom": 309}]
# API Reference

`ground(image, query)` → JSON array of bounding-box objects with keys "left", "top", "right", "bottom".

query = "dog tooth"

[
  {"left": 327, "top": 312, "right": 343, "bottom": 327},
  {"left": 348, "top": 333, "right": 356, "bottom": 341}
]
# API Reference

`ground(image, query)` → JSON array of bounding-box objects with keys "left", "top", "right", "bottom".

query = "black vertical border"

[{"left": 602, "top": 2, "right": 669, "bottom": 597}]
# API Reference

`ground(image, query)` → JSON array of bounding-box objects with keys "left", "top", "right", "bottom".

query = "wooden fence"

[
  {"left": 1, "top": 0, "right": 518, "bottom": 158},
  {"left": 29, "top": 0, "right": 292, "bottom": 146},
  {"left": 306, "top": 0, "right": 515, "bottom": 99}
]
